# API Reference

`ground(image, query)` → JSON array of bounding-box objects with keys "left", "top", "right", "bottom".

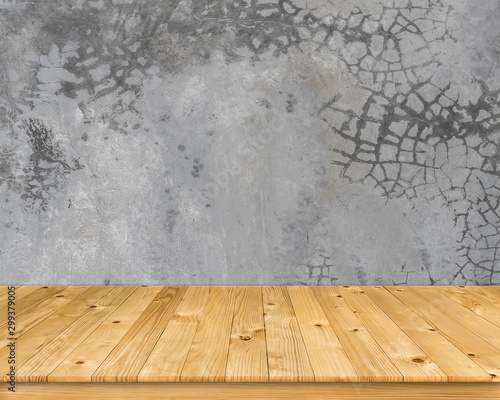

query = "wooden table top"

[{"left": 2, "top": 285, "right": 500, "bottom": 383}]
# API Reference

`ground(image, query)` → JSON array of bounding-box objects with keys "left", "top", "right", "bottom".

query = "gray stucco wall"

[{"left": 1, "top": 0, "right": 499, "bottom": 285}]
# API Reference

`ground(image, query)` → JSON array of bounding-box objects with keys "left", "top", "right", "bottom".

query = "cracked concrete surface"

[{"left": 1, "top": 0, "right": 499, "bottom": 285}]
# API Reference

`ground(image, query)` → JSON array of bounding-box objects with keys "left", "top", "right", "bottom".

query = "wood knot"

[
  {"left": 428, "top": 328, "right": 435, "bottom": 331},
  {"left": 343, "top": 286, "right": 350, "bottom": 288},
  {"left": 267, "top": 303, "right": 275, "bottom": 306},
  {"left": 90, "top": 305, "right": 97, "bottom": 308},
  {"left": 171, "top": 314, "right": 180, "bottom": 319},
  {"left": 112, "top": 321, "right": 120, "bottom": 324},
  {"left": 56, "top": 295, "right": 64, "bottom": 298},
  {"left": 458, "top": 286, "right": 465, "bottom": 288},
  {"left": 75, "top": 361, "right": 85, "bottom": 365},
  {"left": 490, "top": 373, "right": 497, "bottom": 377},
  {"left": 336, "top": 295, "right": 342, "bottom": 298},
  {"left": 411, "top": 358, "right": 425, "bottom": 364},
  {"left": 396, "top": 289, "right": 403, "bottom": 292},
  {"left": 467, "top": 353, "right": 476, "bottom": 357},
  {"left": 42, "top": 286, "right": 48, "bottom": 289},
  {"left": 314, "top": 324, "right": 322, "bottom": 327},
  {"left": 351, "top": 328, "right": 359, "bottom": 332},
  {"left": 240, "top": 335, "right": 251, "bottom": 341}
]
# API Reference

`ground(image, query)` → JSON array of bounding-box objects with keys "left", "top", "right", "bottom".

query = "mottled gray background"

[{"left": 1, "top": 0, "right": 499, "bottom": 285}]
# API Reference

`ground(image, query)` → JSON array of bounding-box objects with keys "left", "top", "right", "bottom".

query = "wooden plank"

[
  {"left": 17, "top": 286, "right": 137, "bottom": 382},
  {"left": 225, "top": 286, "right": 268, "bottom": 382},
  {"left": 0, "top": 286, "right": 9, "bottom": 304},
  {"left": 363, "top": 286, "right": 491, "bottom": 382},
  {"left": 138, "top": 286, "right": 210, "bottom": 382},
  {"left": 410, "top": 286, "right": 500, "bottom": 351},
  {"left": 481, "top": 285, "right": 500, "bottom": 298},
  {"left": 49, "top": 286, "right": 163, "bottom": 382},
  {"left": 9, "top": 382, "right": 500, "bottom": 400},
  {"left": 1, "top": 286, "right": 32, "bottom": 313},
  {"left": 386, "top": 286, "right": 500, "bottom": 381},
  {"left": 262, "top": 286, "right": 314, "bottom": 382},
  {"left": 461, "top": 286, "right": 500, "bottom": 311},
  {"left": 439, "top": 286, "right": 500, "bottom": 328},
  {"left": 0, "top": 286, "right": 55, "bottom": 306},
  {"left": 93, "top": 286, "right": 187, "bottom": 382},
  {"left": 337, "top": 286, "right": 446, "bottom": 382},
  {"left": 180, "top": 286, "right": 236, "bottom": 382},
  {"left": 7, "top": 286, "right": 44, "bottom": 301},
  {"left": 0, "top": 286, "right": 89, "bottom": 335},
  {"left": 312, "top": 286, "right": 403, "bottom": 382},
  {"left": 0, "top": 286, "right": 66, "bottom": 324},
  {"left": 287, "top": 286, "right": 357, "bottom": 382},
  {"left": 0, "top": 286, "right": 113, "bottom": 382}
]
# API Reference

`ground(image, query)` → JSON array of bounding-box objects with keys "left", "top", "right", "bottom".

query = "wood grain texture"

[
  {"left": 440, "top": 286, "right": 500, "bottom": 328},
  {"left": 287, "top": 286, "right": 357, "bottom": 382},
  {"left": 0, "top": 286, "right": 10, "bottom": 304},
  {"left": 262, "top": 286, "right": 314, "bottom": 382},
  {"left": 138, "top": 286, "right": 210, "bottom": 382},
  {"left": 0, "top": 286, "right": 89, "bottom": 334},
  {"left": 3, "top": 285, "right": 500, "bottom": 384},
  {"left": 1, "top": 286, "right": 113, "bottom": 382},
  {"left": 180, "top": 286, "right": 236, "bottom": 382},
  {"left": 337, "top": 286, "right": 447, "bottom": 382},
  {"left": 386, "top": 286, "right": 500, "bottom": 381},
  {"left": 409, "top": 286, "right": 500, "bottom": 351},
  {"left": 93, "top": 286, "right": 187, "bottom": 382},
  {"left": 0, "top": 286, "right": 67, "bottom": 326},
  {"left": 312, "top": 286, "right": 403, "bottom": 382},
  {"left": 363, "top": 286, "right": 491, "bottom": 382},
  {"left": 17, "top": 287, "right": 137, "bottom": 382},
  {"left": 481, "top": 285, "right": 500, "bottom": 298},
  {"left": 7, "top": 383, "right": 500, "bottom": 399},
  {"left": 6, "top": 286, "right": 45, "bottom": 302},
  {"left": 225, "top": 286, "right": 268, "bottom": 382},
  {"left": 461, "top": 286, "right": 500, "bottom": 310},
  {"left": 50, "top": 286, "right": 163, "bottom": 382}
]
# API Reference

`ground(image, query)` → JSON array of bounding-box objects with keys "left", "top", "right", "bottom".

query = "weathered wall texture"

[{"left": 1, "top": 0, "right": 500, "bottom": 285}]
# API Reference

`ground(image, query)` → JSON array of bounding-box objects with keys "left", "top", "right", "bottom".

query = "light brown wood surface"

[
  {"left": 412, "top": 286, "right": 500, "bottom": 350},
  {"left": 0, "top": 286, "right": 67, "bottom": 327},
  {"left": 0, "top": 286, "right": 89, "bottom": 334},
  {"left": 337, "top": 286, "right": 447, "bottom": 382},
  {"left": 362, "top": 286, "right": 491, "bottom": 382},
  {"left": 93, "top": 286, "right": 187, "bottom": 382},
  {"left": 460, "top": 286, "right": 500, "bottom": 311},
  {"left": 263, "top": 286, "right": 314, "bottom": 382},
  {"left": 386, "top": 286, "right": 500, "bottom": 381},
  {"left": 287, "top": 286, "right": 357, "bottom": 382},
  {"left": 180, "top": 286, "right": 236, "bottom": 382},
  {"left": 138, "top": 286, "right": 210, "bottom": 382},
  {"left": 4, "top": 382, "right": 500, "bottom": 399},
  {"left": 50, "top": 286, "right": 163, "bottom": 382},
  {"left": 312, "top": 286, "right": 403, "bottom": 382},
  {"left": 225, "top": 286, "right": 268, "bottom": 382},
  {"left": 1, "top": 286, "right": 114, "bottom": 381},
  {"left": 1, "top": 285, "right": 500, "bottom": 384},
  {"left": 439, "top": 286, "right": 500, "bottom": 328},
  {"left": 17, "top": 287, "right": 137, "bottom": 382}
]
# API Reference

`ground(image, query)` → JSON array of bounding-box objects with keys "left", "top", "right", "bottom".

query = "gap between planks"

[{"left": 2, "top": 286, "right": 500, "bottom": 384}]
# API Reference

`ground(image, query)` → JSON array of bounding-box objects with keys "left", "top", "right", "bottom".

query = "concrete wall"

[{"left": 1, "top": 0, "right": 499, "bottom": 285}]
